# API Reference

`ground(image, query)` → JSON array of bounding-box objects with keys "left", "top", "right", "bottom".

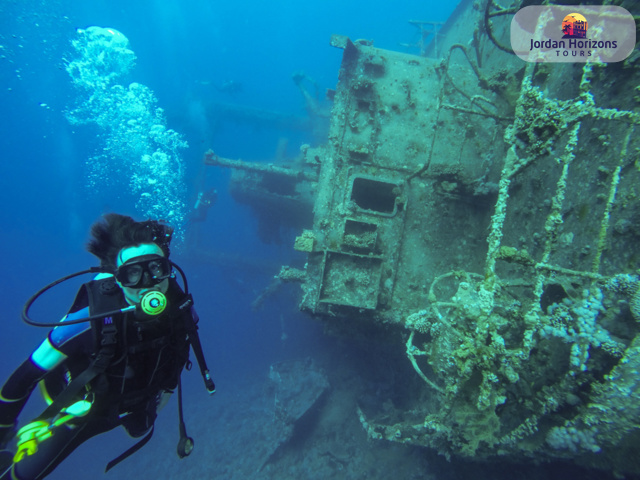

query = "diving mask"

[{"left": 115, "top": 255, "right": 172, "bottom": 288}]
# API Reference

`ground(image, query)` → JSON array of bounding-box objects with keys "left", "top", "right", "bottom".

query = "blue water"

[
  {"left": 0, "top": 2, "right": 627, "bottom": 479},
  {"left": 10, "top": 0, "right": 624, "bottom": 480}
]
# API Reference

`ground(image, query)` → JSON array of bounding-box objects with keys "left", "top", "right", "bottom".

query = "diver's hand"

[{"left": 0, "top": 423, "right": 17, "bottom": 449}]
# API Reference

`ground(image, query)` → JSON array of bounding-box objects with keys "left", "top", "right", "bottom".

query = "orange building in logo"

[{"left": 562, "top": 13, "right": 588, "bottom": 38}]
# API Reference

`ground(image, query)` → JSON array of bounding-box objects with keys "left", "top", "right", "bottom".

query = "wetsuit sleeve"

[
  {"left": 0, "top": 359, "right": 47, "bottom": 437},
  {"left": 0, "top": 307, "right": 91, "bottom": 439}
]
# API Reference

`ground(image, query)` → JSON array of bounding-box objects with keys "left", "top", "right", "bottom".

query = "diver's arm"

[
  {"left": 0, "top": 358, "right": 49, "bottom": 439},
  {"left": 0, "top": 334, "right": 70, "bottom": 437},
  {"left": 0, "top": 362, "right": 40, "bottom": 446},
  {"left": 0, "top": 308, "right": 90, "bottom": 446}
]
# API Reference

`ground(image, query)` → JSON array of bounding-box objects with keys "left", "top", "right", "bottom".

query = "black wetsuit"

[{"left": 0, "top": 278, "right": 194, "bottom": 480}]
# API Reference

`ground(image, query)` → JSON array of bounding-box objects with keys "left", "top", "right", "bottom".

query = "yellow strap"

[
  {"left": 14, "top": 440, "right": 38, "bottom": 463},
  {"left": 38, "top": 380, "right": 54, "bottom": 406},
  {"left": 13, "top": 421, "right": 52, "bottom": 463},
  {"left": 11, "top": 400, "right": 93, "bottom": 463},
  {"left": 50, "top": 414, "right": 74, "bottom": 429},
  {"left": 0, "top": 390, "right": 24, "bottom": 404}
]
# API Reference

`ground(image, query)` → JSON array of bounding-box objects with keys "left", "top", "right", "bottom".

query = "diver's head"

[
  {"left": 86, "top": 213, "right": 174, "bottom": 305},
  {"left": 87, "top": 213, "right": 173, "bottom": 270},
  {"left": 115, "top": 243, "right": 171, "bottom": 305}
]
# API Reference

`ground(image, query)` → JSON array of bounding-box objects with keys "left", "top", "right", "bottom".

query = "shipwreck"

[{"left": 203, "top": 1, "right": 640, "bottom": 476}]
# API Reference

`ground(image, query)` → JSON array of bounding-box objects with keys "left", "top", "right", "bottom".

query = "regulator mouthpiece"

[{"left": 139, "top": 291, "right": 167, "bottom": 316}]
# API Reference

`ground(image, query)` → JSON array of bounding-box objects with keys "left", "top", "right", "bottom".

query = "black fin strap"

[{"left": 105, "top": 425, "right": 154, "bottom": 472}]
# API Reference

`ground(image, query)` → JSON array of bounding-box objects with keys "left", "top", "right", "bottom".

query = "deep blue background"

[{"left": 0, "top": 1, "right": 454, "bottom": 478}]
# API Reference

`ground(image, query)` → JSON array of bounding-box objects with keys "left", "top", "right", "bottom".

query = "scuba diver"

[
  {"left": 189, "top": 188, "right": 217, "bottom": 224},
  {"left": 0, "top": 213, "right": 215, "bottom": 479}
]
